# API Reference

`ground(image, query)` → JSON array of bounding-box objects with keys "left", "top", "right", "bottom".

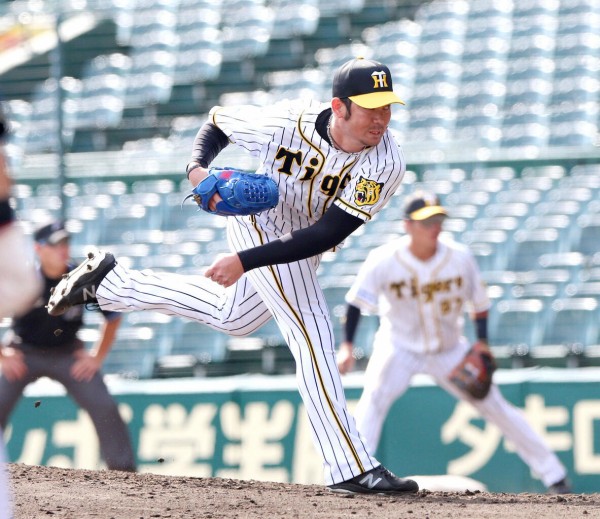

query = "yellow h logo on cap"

[{"left": 371, "top": 71, "right": 388, "bottom": 89}]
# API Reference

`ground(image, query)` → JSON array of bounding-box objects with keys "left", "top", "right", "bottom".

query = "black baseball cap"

[
  {"left": 332, "top": 57, "right": 405, "bottom": 109},
  {"left": 34, "top": 220, "right": 70, "bottom": 245},
  {"left": 403, "top": 191, "right": 448, "bottom": 221}
]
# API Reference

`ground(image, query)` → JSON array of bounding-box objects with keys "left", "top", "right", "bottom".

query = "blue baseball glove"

[{"left": 187, "top": 167, "right": 279, "bottom": 216}]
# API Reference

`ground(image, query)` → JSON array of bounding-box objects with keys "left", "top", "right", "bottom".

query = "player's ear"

[{"left": 331, "top": 97, "right": 347, "bottom": 118}]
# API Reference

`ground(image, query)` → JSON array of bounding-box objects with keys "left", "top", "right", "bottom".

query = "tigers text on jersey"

[
  {"left": 346, "top": 234, "right": 490, "bottom": 353},
  {"left": 210, "top": 100, "right": 406, "bottom": 238},
  {"left": 77, "top": 97, "right": 410, "bottom": 486}
]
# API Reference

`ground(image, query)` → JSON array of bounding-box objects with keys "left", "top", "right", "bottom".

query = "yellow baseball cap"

[
  {"left": 332, "top": 57, "right": 405, "bottom": 108},
  {"left": 403, "top": 191, "right": 448, "bottom": 221}
]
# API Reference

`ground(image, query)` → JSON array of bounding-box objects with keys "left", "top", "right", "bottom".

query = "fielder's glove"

[
  {"left": 448, "top": 341, "right": 497, "bottom": 399},
  {"left": 186, "top": 167, "right": 279, "bottom": 217}
]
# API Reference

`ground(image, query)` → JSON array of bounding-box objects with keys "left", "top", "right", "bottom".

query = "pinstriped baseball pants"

[{"left": 96, "top": 218, "right": 380, "bottom": 485}]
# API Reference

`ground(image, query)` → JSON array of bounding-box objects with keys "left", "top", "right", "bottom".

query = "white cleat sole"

[{"left": 47, "top": 248, "right": 108, "bottom": 316}]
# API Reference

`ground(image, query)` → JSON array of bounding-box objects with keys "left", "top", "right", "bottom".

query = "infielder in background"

[
  {"left": 0, "top": 100, "right": 41, "bottom": 519},
  {"left": 0, "top": 221, "right": 137, "bottom": 473},
  {"left": 47, "top": 58, "right": 419, "bottom": 494},
  {"left": 337, "top": 191, "right": 571, "bottom": 494}
]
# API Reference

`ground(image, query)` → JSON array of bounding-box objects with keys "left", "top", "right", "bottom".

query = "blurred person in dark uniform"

[
  {"left": 0, "top": 99, "right": 42, "bottom": 519},
  {"left": 0, "top": 102, "right": 40, "bottom": 319},
  {"left": 0, "top": 221, "right": 136, "bottom": 472}
]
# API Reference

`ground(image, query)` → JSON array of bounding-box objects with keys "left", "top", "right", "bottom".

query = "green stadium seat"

[
  {"left": 572, "top": 214, "right": 600, "bottom": 257},
  {"left": 74, "top": 53, "right": 130, "bottom": 131},
  {"left": 510, "top": 280, "right": 561, "bottom": 301},
  {"left": 525, "top": 268, "right": 573, "bottom": 298},
  {"left": 471, "top": 215, "right": 520, "bottom": 234},
  {"left": 314, "top": 42, "right": 373, "bottom": 76},
  {"left": 318, "top": 0, "right": 365, "bottom": 16},
  {"left": 175, "top": 27, "right": 223, "bottom": 84},
  {"left": 469, "top": 241, "right": 501, "bottom": 273},
  {"left": 536, "top": 253, "right": 585, "bottom": 286},
  {"left": 415, "top": 0, "right": 469, "bottom": 25},
  {"left": 98, "top": 204, "right": 161, "bottom": 245},
  {"left": 99, "top": 242, "right": 152, "bottom": 270},
  {"left": 507, "top": 228, "right": 563, "bottom": 272},
  {"left": 535, "top": 297, "right": 599, "bottom": 365},
  {"left": 1, "top": 99, "right": 31, "bottom": 165},
  {"left": 462, "top": 229, "right": 510, "bottom": 271},
  {"left": 174, "top": 1, "right": 222, "bottom": 84},
  {"left": 554, "top": 29, "right": 600, "bottom": 58},
  {"left": 64, "top": 208, "right": 105, "bottom": 248},
  {"left": 549, "top": 119, "right": 599, "bottom": 148},
  {"left": 264, "top": 68, "right": 327, "bottom": 103},
  {"left": 362, "top": 19, "right": 421, "bottom": 52},
  {"left": 270, "top": 0, "right": 319, "bottom": 39},
  {"left": 559, "top": 0, "right": 600, "bottom": 15},
  {"left": 25, "top": 77, "right": 82, "bottom": 154},
  {"left": 170, "top": 320, "right": 228, "bottom": 364},
  {"left": 124, "top": 48, "right": 177, "bottom": 107},
  {"left": 484, "top": 201, "right": 532, "bottom": 220},
  {"left": 88, "top": 324, "right": 163, "bottom": 379},
  {"left": 489, "top": 298, "right": 547, "bottom": 367},
  {"left": 501, "top": 122, "right": 550, "bottom": 148},
  {"left": 220, "top": 0, "right": 274, "bottom": 62},
  {"left": 565, "top": 280, "right": 600, "bottom": 300}
]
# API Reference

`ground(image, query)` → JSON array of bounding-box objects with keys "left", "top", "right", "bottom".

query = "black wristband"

[
  {"left": 0, "top": 198, "right": 14, "bottom": 226},
  {"left": 344, "top": 304, "right": 361, "bottom": 343},
  {"left": 475, "top": 316, "right": 488, "bottom": 341}
]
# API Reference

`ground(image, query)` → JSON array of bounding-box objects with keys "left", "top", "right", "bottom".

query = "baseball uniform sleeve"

[
  {"left": 345, "top": 248, "right": 385, "bottom": 314},
  {"left": 209, "top": 100, "right": 296, "bottom": 157}
]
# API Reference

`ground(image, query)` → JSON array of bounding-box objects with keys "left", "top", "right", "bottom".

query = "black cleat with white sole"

[
  {"left": 47, "top": 249, "right": 116, "bottom": 316},
  {"left": 547, "top": 478, "right": 572, "bottom": 494},
  {"left": 328, "top": 465, "right": 419, "bottom": 495}
]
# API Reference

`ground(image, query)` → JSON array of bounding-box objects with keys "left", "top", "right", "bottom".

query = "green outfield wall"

[{"left": 5, "top": 368, "right": 600, "bottom": 493}]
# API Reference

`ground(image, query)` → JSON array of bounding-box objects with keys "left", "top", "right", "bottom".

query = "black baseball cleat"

[
  {"left": 328, "top": 465, "right": 419, "bottom": 495},
  {"left": 47, "top": 249, "right": 116, "bottom": 316},
  {"left": 547, "top": 478, "right": 572, "bottom": 494}
]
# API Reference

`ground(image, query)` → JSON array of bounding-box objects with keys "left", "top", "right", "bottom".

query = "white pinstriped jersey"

[
  {"left": 210, "top": 99, "right": 406, "bottom": 240},
  {"left": 93, "top": 97, "right": 410, "bottom": 486},
  {"left": 346, "top": 234, "right": 490, "bottom": 354}
]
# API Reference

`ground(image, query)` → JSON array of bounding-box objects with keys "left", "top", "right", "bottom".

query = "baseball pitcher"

[{"left": 47, "top": 59, "right": 420, "bottom": 494}]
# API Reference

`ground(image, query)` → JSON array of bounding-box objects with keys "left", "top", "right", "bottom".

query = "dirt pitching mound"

[{"left": 7, "top": 464, "right": 599, "bottom": 518}]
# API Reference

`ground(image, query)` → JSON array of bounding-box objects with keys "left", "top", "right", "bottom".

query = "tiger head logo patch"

[{"left": 354, "top": 176, "right": 383, "bottom": 206}]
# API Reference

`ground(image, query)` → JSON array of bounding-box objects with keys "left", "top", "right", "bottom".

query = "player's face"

[
  {"left": 37, "top": 240, "right": 71, "bottom": 277},
  {"left": 418, "top": 215, "right": 446, "bottom": 229},
  {"left": 344, "top": 103, "right": 392, "bottom": 149},
  {"left": 407, "top": 216, "right": 445, "bottom": 250}
]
